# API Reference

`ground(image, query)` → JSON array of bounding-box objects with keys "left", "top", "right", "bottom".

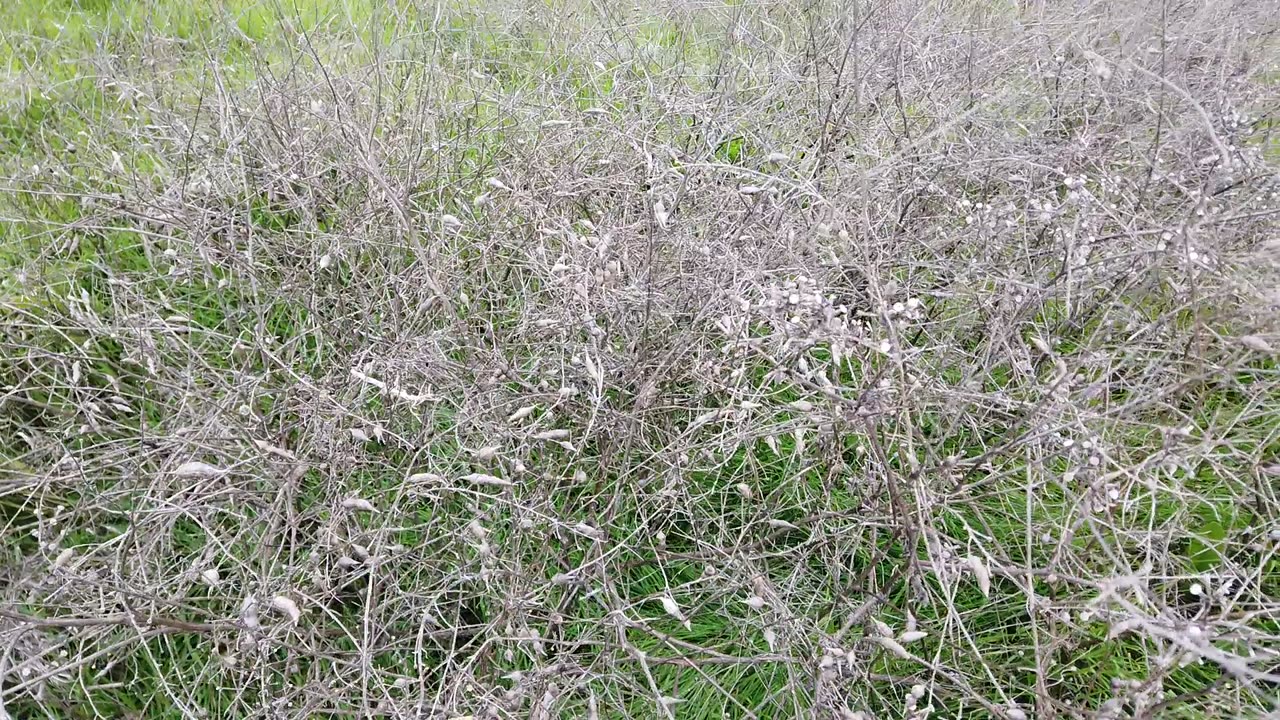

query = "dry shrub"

[{"left": 2, "top": 0, "right": 1278, "bottom": 717}]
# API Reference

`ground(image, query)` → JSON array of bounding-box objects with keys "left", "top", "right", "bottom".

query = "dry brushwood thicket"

[{"left": 1, "top": 0, "right": 1279, "bottom": 717}]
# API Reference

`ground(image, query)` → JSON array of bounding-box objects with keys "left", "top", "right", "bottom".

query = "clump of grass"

[{"left": 2, "top": 0, "right": 1280, "bottom": 718}]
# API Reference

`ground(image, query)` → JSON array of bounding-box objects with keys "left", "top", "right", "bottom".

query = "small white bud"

[
  {"left": 319, "top": 253, "right": 332, "bottom": 270},
  {"left": 200, "top": 568, "right": 221, "bottom": 586},
  {"left": 873, "top": 635, "right": 913, "bottom": 660},
  {"left": 966, "top": 555, "right": 991, "bottom": 598},
  {"left": 533, "top": 429, "right": 571, "bottom": 441},
  {"left": 653, "top": 201, "right": 669, "bottom": 228},
  {"left": 508, "top": 405, "right": 536, "bottom": 423},
  {"left": 53, "top": 547, "right": 75, "bottom": 568},
  {"left": 174, "top": 461, "right": 225, "bottom": 479},
  {"left": 897, "top": 630, "right": 928, "bottom": 644},
  {"left": 1241, "top": 335, "right": 1274, "bottom": 353},
  {"left": 660, "top": 595, "right": 691, "bottom": 629},
  {"left": 341, "top": 497, "right": 376, "bottom": 513},
  {"left": 270, "top": 595, "right": 302, "bottom": 624},
  {"left": 460, "top": 473, "right": 513, "bottom": 487}
]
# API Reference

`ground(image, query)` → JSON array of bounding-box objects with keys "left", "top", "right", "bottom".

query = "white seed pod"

[
  {"left": 736, "top": 483, "right": 753, "bottom": 499},
  {"left": 533, "top": 429, "right": 571, "bottom": 441},
  {"left": 740, "top": 185, "right": 764, "bottom": 195},
  {"left": 270, "top": 595, "right": 301, "bottom": 624},
  {"left": 487, "top": 177, "right": 509, "bottom": 191},
  {"left": 574, "top": 469, "right": 588, "bottom": 484},
  {"left": 53, "top": 547, "right": 75, "bottom": 569},
  {"left": 763, "top": 628, "right": 777, "bottom": 651},
  {"left": 897, "top": 630, "right": 928, "bottom": 644},
  {"left": 200, "top": 568, "right": 221, "bottom": 586},
  {"left": 319, "top": 253, "right": 333, "bottom": 270},
  {"left": 653, "top": 201, "right": 669, "bottom": 228},
  {"left": 873, "top": 635, "right": 913, "bottom": 660},
  {"left": 508, "top": 405, "right": 536, "bottom": 423},
  {"left": 341, "top": 497, "right": 376, "bottom": 513},
  {"left": 1006, "top": 708, "right": 1027, "bottom": 720},
  {"left": 473, "top": 192, "right": 492, "bottom": 207},
  {"left": 744, "top": 595, "right": 766, "bottom": 610},
  {"left": 582, "top": 353, "right": 602, "bottom": 385},
  {"left": 690, "top": 408, "right": 721, "bottom": 430},
  {"left": 766, "top": 518, "right": 799, "bottom": 530},
  {"left": 240, "top": 597, "right": 259, "bottom": 628},
  {"left": 1030, "top": 336, "right": 1052, "bottom": 355},
  {"left": 174, "top": 461, "right": 225, "bottom": 479},
  {"left": 1241, "top": 335, "right": 1274, "bottom": 353},
  {"left": 440, "top": 214, "right": 463, "bottom": 229},
  {"left": 766, "top": 152, "right": 791, "bottom": 163},
  {"left": 573, "top": 522, "right": 600, "bottom": 539},
  {"left": 467, "top": 519, "right": 488, "bottom": 540},
  {"left": 336, "top": 556, "right": 361, "bottom": 569},
  {"left": 660, "top": 595, "right": 691, "bottom": 629},
  {"left": 474, "top": 445, "right": 500, "bottom": 461},
  {"left": 406, "top": 472, "right": 444, "bottom": 484},
  {"left": 788, "top": 400, "right": 814, "bottom": 412},
  {"left": 350, "top": 427, "right": 371, "bottom": 443},
  {"left": 460, "top": 473, "right": 514, "bottom": 487},
  {"left": 966, "top": 555, "right": 991, "bottom": 598},
  {"left": 872, "top": 618, "right": 894, "bottom": 638}
]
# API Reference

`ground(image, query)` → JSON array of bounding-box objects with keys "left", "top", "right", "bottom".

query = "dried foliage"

[{"left": 2, "top": 0, "right": 1279, "bottom": 717}]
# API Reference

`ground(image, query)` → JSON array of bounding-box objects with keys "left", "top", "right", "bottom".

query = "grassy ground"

[{"left": 2, "top": 0, "right": 1279, "bottom": 718}]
